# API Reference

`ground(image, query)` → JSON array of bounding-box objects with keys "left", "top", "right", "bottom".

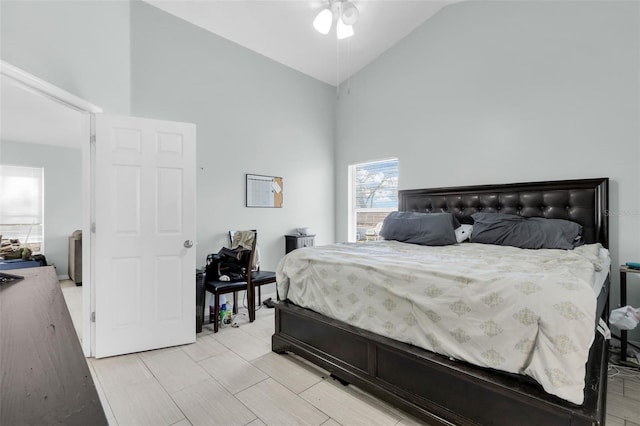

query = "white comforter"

[{"left": 276, "top": 241, "right": 607, "bottom": 405}]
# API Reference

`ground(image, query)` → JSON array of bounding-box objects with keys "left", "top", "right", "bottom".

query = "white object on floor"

[{"left": 610, "top": 306, "right": 640, "bottom": 330}]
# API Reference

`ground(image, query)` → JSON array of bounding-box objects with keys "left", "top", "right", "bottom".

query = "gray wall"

[
  {"left": 129, "top": 1, "right": 336, "bottom": 270},
  {"left": 335, "top": 0, "right": 640, "bottom": 339},
  {"left": 3, "top": 0, "right": 638, "bottom": 340},
  {"left": 1, "top": 0, "right": 336, "bottom": 276},
  {"left": 1, "top": 0, "right": 132, "bottom": 114},
  {"left": 1, "top": 141, "right": 82, "bottom": 278},
  {"left": 1, "top": 0, "right": 129, "bottom": 279}
]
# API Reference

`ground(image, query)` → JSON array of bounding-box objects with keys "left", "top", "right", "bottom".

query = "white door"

[{"left": 93, "top": 114, "right": 196, "bottom": 358}]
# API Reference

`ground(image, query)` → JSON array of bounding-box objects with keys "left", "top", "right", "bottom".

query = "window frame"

[
  {"left": 0, "top": 164, "right": 45, "bottom": 253},
  {"left": 348, "top": 158, "right": 399, "bottom": 242}
]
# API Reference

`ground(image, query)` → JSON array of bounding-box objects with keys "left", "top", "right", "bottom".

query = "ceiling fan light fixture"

[
  {"left": 313, "top": 8, "right": 333, "bottom": 35},
  {"left": 336, "top": 18, "right": 354, "bottom": 40},
  {"left": 340, "top": 1, "right": 359, "bottom": 26}
]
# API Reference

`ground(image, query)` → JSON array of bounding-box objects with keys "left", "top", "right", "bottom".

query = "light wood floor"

[{"left": 60, "top": 281, "right": 640, "bottom": 426}]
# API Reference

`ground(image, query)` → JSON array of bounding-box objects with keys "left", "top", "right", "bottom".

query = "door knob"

[{"left": 184, "top": 240, "right": 194, "bottom": 248}]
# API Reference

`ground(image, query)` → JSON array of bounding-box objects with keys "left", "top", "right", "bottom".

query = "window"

[
  {"left": 348, "top": 158, "right": 399, "bottom": 242},
  {"left": 0, "top": 165, "right": 44, "bottom": 253}
]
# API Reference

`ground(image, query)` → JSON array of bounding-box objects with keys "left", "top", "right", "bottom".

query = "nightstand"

[
  {"left": 619, "top": 265, "right": 640, "bottom": 364},
  {"left": 285, "top": 234, "right": 315, "bottom": 254}
]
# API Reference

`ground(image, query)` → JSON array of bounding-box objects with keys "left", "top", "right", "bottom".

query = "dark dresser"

[
  {"left": 285, "top": 234, "right": 316, "bottom": 254},
  {"left": 1, "top": 266, "right": 107, "bottom": 425}
]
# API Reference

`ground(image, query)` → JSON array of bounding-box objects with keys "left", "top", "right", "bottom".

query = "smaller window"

[
  {"left": 0, "top": 165, "right": 44, "bottom": 254},
  {"left": 348, "top": 158, "right": 399, "bottom": 242}
]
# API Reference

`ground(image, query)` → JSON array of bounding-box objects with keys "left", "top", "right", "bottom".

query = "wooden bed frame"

[{"left": 272, "top": 178, "right": 609, "bottom": 426}]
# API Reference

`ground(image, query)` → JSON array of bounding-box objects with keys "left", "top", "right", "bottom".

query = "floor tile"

[
  {"left": 56, "top": 283, "right": 640, "bottom": 426},
  {"left": 142, "top": 348, "right": 210, "bottom": 393},
  {"left": 105, "top": 377, "right": 185, "bottom": 426},
  {"left": 606, "top": 415, "right": 625, "bottom": 426},
  {"left": 90, "top": 353, "right": 153, "bottom": 394},
  {"left": 609, "top": 375, "right": 625, "bottom": 396},
  {"left": 59, "top": 279, "right": 76, "bottom": 289},
  {"left": 252, "top": 352, "right": 324, "bottom": 394},
  {"left": 624, "top": 377, "right": 640, "bottom": 402},
  {"left": 198, "top": 349, "right": 268, "bottom": 394},
  {"left": 138, "top": 344, "right": 183, "bottom": 361},
  {"left": 171, "top": 378, "right": 256, "bottom": 426},
  {"left": 300, "top": 380, "right": 402, "bottom": 426},
  {"left": 344, "top": 382, "right": 422, "bottom": 423},
  {"left": 236, "top": 378, "right": 329, "bottom": 426},
  {"left": 293, "top": 353, "right": 332, "bottom": 377},
  {"left": 87, "top": 360, "right": 115, "bottom": 421},
  {"left": 182, "top": 334, "right": 228, "bottom": 362},
  {"left": 241, "top": 308, "right": 276, "bottom": 343},
  {"left": 607, "top": 391, "right": 640, "bottom": 423},
  {"left": 198, "top": 325, "right": 215, "bottom": 337},
  {"left": 60, "top": 284, "right": 83, "bottom": 340},
  {"left": 212, "top": 326, "right": 272, "bottom": 361}
]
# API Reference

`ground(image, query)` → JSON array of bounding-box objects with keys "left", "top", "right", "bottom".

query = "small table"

[
  {"left": 196, "top": 269, "right": 205, "bottom": 333},
  {"left": 619, "top": 265, "right": 640, "bottom": 364},
  {"left": 285, "top": 234, "right": 315, "bottom": 254}
]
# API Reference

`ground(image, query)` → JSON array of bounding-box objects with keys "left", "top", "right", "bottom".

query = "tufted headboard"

[{"left": 399, "top": 178, "right": 609, "bottom": 248}]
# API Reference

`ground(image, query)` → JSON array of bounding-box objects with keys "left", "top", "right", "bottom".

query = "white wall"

[
  {"left": 335, "top": 1, "right": 640, "bottom": 338},
  {"left": 1, "top": 141, "right": 82, "bottom": 278}
]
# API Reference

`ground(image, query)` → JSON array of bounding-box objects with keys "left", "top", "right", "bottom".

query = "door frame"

[{"left": 1, "top": 60, "right": 102, "bottom": 356}]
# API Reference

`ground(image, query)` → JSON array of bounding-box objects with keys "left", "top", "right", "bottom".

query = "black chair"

[
  {"left": 203, "top": 231, "right": 257, "bottom": 333},
  {"left": 251, "top": 270, "right": 277, "bottom": 305},
  {"left": 229, "top": 231, "right": 277, "bottom": 307}
]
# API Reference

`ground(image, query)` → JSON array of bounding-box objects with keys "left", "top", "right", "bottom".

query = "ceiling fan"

[{"left": 313, "top": 0, "right": 359, "bottom": 39}]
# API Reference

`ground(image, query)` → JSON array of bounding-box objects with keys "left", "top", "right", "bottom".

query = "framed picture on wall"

[{"left": 246, "top": 174, "right": 283, "bottom": 208}]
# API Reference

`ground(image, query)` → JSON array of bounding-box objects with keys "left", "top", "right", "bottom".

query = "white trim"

[
  {"left": 1, "top": 61, "right": 99, "bottom": 357},
  {"left": 0, "top": 60, "right": 102, "bottom": 114},
  {"left": 86, "top": 115, "right": 96, "bottom": 358},
  {"left": 354, "top": 207, "right": 397, "bottom": 213},
  {"left": 347, "top": 163, "right": 355, "bottom": 242},
  {"left": 348, "top": 157, "right": 399, "bottom": 242}
]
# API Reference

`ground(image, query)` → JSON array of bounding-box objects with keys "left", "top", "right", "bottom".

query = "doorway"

[
  {"left": 1, "top": 61, "right": 98, "bottom": 355},
  {"left": 1, "top": 61, "right": 197, "bottom": 358}
]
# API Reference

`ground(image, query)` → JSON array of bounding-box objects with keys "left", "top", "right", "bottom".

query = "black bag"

[
  {"left": 32, "top": 254, "right": 48, "bottom": 266},
  {"left": 205, "top": 248, "right": 251, "bottom": 282}
]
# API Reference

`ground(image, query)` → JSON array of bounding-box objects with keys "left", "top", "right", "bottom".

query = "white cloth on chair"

[
  {"left": 231, "top": 230, "right": 260, "bottom": 270},
  {"left": 231, "top": 230, "right": 254, "bottom": 250}
]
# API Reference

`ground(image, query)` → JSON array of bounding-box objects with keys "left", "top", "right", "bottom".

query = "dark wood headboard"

[{"left": 399, "top": 178, "right": 609, "bottom": 248}]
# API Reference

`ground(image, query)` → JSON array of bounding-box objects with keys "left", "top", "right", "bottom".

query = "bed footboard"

[{"left": 273, "top": 301, "right": 607, "bottom": 426}]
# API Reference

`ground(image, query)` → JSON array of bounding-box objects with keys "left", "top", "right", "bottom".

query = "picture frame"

[{"left": 246, "top": 174, "right": 283, "bottom": 208}]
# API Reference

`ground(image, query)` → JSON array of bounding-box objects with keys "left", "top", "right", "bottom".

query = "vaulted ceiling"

[
  {"left": 1, "top": 1, "right": 460, "bottom": 148},
  {"left": 143, "top": 0, "right": 461, "bottom": 86}
]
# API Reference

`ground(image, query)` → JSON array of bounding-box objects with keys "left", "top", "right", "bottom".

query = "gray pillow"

[
  {"left": 379, "top": 212, "right": 459, "bottom": 246},
  {"left": 470, "top": 213, "right": 583, "bottom": 249}
]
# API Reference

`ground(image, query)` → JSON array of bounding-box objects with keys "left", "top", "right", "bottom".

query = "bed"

[{"left": 272, "top": 178, "right": 610, "bottom": 426}]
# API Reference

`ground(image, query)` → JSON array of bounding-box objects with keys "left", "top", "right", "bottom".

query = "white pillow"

[{"left": 455, "top": 224, "right": 473, "bottom": 243}]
